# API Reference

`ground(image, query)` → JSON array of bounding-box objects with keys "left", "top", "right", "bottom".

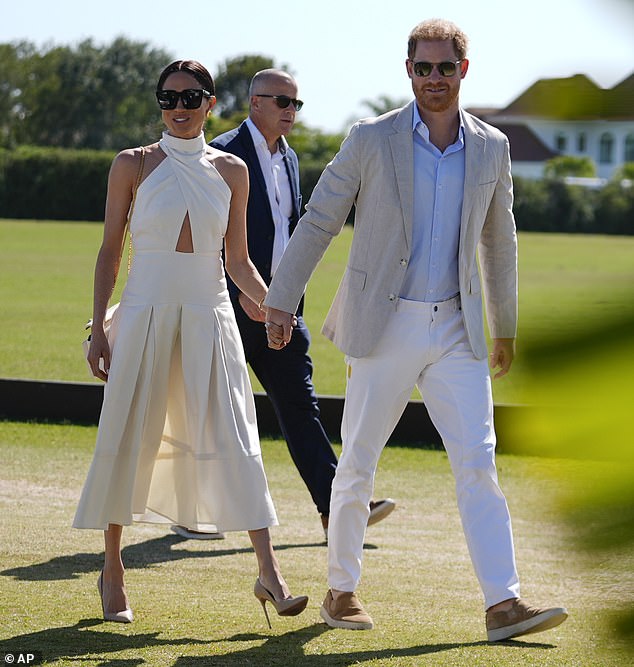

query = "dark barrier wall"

[{"left": 0, "top": 377, "right": 522, "bottom": 449}]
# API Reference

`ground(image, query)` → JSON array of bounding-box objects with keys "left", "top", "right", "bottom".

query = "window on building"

[
  {"left": 625, "top": 134, "right": 634, "bottom": 162},
  {"left": 599, "top": 133, "right": 614, "bottom": 164},
  {"left": 555, "top": 133, "right": 567, "bottom": 152},
  {"left": 577, "top": 132, "right": 587, "bottom": 153}
]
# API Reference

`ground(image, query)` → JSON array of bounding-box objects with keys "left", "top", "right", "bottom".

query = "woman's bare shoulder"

[
  {"left": 111, "top": 143, "right": 161, "bottom": 180},
  {"left": 206, "top": 146, "right": 248, "bottom": 188}
]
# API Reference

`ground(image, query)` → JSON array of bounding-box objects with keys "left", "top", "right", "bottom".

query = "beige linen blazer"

[{"left": 265, "top": 100, "right": 518, "bottom": 360}]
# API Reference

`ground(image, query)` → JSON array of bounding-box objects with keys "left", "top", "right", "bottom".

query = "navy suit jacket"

[{"left": 210, "top": 121, "right": 303, "bottom": 314}]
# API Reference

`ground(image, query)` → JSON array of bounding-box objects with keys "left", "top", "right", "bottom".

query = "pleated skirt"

[{"left": 73, "top": 251, "right": 278, "bottom": 531}]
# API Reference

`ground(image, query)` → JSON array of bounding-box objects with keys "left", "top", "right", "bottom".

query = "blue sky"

[{"left": 3, "top": 0, "right": 633, "bottom": 132}]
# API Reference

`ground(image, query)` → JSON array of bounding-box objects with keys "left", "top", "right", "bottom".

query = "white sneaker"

[
  {"left": 170, "top": 525, "right": 225, "bottom": 540},
  {"left": 320, "top": 498, "right": 396, "bottom": 542},
  {"left": 367, "top": 498, "right": 396, "bottom": 526}
]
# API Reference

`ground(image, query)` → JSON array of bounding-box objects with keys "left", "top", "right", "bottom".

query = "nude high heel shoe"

[
  {"left": 97, "top": 570, "right": 134, "bottom": 623},
  {"left": 253, "top": 578, "right": 308, "bottom": 628}
]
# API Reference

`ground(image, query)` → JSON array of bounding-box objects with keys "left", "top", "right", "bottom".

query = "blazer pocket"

[{"left": 346, "top": 266, "right": 367, "bottom": 292}]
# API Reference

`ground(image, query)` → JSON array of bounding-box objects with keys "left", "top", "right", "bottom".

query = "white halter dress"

[{"left": 74, "top": 131, "right": 278, "bottom": 532}]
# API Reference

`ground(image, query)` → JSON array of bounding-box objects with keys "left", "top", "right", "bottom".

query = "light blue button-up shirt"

[{"left": 400, "top": 105, "right": 465, "bottom": 302}]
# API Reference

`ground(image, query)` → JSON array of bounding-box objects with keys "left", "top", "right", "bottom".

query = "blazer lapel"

[
  {"left": 462, "top": 110, "right": 486, "bottom": 190},
  {"left": 459, "top": 110, "right": 486, "bottom": 265},
  {"left": 238, "top": 123, "right": 274, "bottom": 220},
  {"left": 388, "top": 101, "right": 416, "bottom": 252},
  {"left": 281, "top": 147, "right": 301, "bottom": 227}
]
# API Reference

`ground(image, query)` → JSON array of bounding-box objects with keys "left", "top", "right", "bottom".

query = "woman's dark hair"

[{"left": 156, "top": 60, "right": 215, "bottom": 96}]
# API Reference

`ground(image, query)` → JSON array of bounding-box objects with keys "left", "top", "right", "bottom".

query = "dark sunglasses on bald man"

[
  {"left": 156, "top": 88, "right": 212, "bottom": 110},
  {"left": 255, "top": 94, "right": 304, "bottom": 111},
  {"left": 410, "top": 60, "right": 462, "bottom": 78}
]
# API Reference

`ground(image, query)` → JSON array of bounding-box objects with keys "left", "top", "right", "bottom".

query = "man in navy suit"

[{"left": 172, "top": 69, "right": 394, "bottom": 541}]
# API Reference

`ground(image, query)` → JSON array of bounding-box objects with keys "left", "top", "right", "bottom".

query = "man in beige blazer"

[{"left": 265, "top": 18, "right": 567, "bottom": 642}]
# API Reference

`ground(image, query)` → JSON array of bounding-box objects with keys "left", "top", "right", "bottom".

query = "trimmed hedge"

[
  {"left": 0, "top": 146, "right": 114, "bottom": 221},
  {"left": 0, "top": 146, "right": 323, "bottom": 223},
  {"left": 1, "top": 147, "right": 632, "bottom": 235},
  {"left": 513, "top": 176, "right": 634, "bottom": 235}
]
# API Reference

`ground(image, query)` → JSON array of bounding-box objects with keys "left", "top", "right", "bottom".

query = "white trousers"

[{"left": 328, "top": 296, "right": 521, "bottom": 609}]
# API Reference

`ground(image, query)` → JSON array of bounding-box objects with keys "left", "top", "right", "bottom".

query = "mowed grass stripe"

[{"left": 1, "top": 219, "right": 633, "bottom": 404}]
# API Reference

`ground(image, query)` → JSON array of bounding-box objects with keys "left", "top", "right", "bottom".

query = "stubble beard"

[{"left": 417, "top": 85, "right": 460, "bottom": 114}]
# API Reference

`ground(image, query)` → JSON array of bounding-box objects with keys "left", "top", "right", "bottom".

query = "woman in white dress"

[{"left": 75, "top": 60, "right": 307, "bottom": 626}]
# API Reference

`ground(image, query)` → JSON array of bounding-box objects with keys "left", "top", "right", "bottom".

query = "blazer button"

[
  {"left": 400, "top": 258, "right": 407, "bottom": 266},
  {"left": 388, "top": 293, "right": 396, "bottom": 302}
]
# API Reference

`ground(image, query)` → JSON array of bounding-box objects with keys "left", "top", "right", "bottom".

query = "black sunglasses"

[
  {"left": 410, "top": 60, "right": 462, "bottom": 78},
  {"left": 156, "top": 88, "right": 212, "bottom": 110},
  {"left": 255, "top": 94, "right": 304, "bottom": 111}
]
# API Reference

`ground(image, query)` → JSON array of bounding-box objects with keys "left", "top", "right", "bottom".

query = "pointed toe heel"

[
  {"left": 253, "top": 578, "right": 308, "bottom": 628},
  {"left": 97, "top": 570, "right": 134, "bottom": 623}
]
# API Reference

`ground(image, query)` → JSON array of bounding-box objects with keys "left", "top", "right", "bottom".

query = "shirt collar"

[
  {"left": 246, "top": 117, "right": 288, "bottom": 156},
  {"left": 412, "top": 104, "right": 465, "bottom": 147}
]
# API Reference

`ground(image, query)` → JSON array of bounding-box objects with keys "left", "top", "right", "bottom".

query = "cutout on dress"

[{"left": 175, "top": 213, "right": 194, "bottom": 253}]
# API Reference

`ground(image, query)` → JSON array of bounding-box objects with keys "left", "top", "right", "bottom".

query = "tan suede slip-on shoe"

[
  {"left": 486, "top": 598, "right": 568, "bottom": 641},
  {"left": 320, "top": 590, "right": 374, "bottom": 630}
]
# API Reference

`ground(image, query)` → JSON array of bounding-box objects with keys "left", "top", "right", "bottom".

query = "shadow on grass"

[
  {"left": 179, "top": 624, "right": 557, "bottom": 666},
  {"left": 0, "top": 618, "right": 206, "bottom": 665},
  {"left": 1, "top": 534, "right": 378, "bottom": 581},
  {"left": 0, "top": 621, "right": 557, "bottom": 666}
]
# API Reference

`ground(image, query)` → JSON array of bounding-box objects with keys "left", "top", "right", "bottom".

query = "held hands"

[
  {"left": 239, "top": 292, "right": 267, "bottom": 323},
  {"left": 266, "top": 307, "right": 297, "bottom": 349},
  {"left": 490, "top": 338, "right": 515, "bottom": 379}
]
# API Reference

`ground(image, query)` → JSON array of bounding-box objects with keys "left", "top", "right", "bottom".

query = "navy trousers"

[{"left": 234, "top": 306, "right": 338, "bottom": 516}]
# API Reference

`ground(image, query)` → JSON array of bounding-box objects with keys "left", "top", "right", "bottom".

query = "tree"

[
  {"left": 287, "top": 123, "right": 345, "bottom": 208},
  {"left": 361, "top": 94, "right": 410, "bottom": 117},
  {"left": 543, "top": 155, "right": 596, "bottom": 179},
  {"left": 597, "top": 178, "right": 634, "bottom": 234},
  {"left": 0, "top": 42, "right": 353, "bottom": 216},
  {"left": 0, "top": 41, "right": 35, "bottom": 147},
  {"left": 1, "top": 37, "right": 173, "bottom": 150},
  {"left": 214, "top": 55, "right": 276, "bottom": 118},
  {"left": 94, "top": 37, "right": 174, "bottom": 149},
  {"left": 613, "top": 162, "right": 634, "bottom": 181},
  {"left": 288, "top": 123, "right": 343, "bottom": 163}
]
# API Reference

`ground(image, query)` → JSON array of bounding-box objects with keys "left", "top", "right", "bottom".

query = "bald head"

[
  {"left": 248, "top": 69, "right": 300, "bottom": 150},
  {"left": 249, "top": 69, "right": 297, "bottom": 97}
]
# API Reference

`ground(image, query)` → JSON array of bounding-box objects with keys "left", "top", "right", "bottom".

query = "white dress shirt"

[{"left": 245, "top": 117, "right": 293, "bottom": 277}]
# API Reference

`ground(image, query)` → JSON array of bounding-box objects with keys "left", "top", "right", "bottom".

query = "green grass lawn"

[
  {"left": 1, "top": 220, "right": 633, "bottom": 406},
  {"left": 1, "top": 420, "right": 633, "bottom": 666}
]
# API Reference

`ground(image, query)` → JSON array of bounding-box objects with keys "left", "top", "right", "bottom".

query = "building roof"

[
  {"left": 492, "top": 123, "right": 558, "bottom": 162},
  {"left": 486, "top": 72, "right": 634, "bottom": 121},
  {"left": 464, "top": 111, "right": 558, "bottom": 162},
  {"left": 607, "top": 73, "right": 634, "bottom": 118}
]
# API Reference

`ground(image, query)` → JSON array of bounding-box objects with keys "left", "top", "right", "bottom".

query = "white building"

[{"left": 468, "top": 73, "right": 634, "bottom": 180}]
